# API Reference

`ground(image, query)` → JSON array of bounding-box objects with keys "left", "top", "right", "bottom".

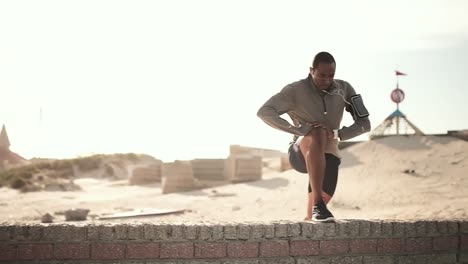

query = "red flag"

[{"left": 395, "top": 70, "right": 407, "bottom": 76}]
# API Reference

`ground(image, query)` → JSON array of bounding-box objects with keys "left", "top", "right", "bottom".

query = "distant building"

[
  {"left": 0, "top": 124, "right": 27, "bottom": 167},
  {"left": 447, "top": 129, "right": 468, "bottom": 141},
  {"left": 369, "top": 70, "right": 425, "bottom": 139},
  {"left": 369, "top": 109, "right": 424, "bottom": 139}
]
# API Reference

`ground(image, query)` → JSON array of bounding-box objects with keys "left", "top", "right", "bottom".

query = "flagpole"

[
  {"left": 395, "top": 70, "right": 399, "bottom": 134},
  {"left": 394, "top": 69, "right": 408, "bottom": 134},
  {"left": 396, "top": 76, "right": 399, "bottom": 111}
]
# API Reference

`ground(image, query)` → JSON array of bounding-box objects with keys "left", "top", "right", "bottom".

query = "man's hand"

[{"left": 297, "top": 123, "right": 314, "bottom": 136}]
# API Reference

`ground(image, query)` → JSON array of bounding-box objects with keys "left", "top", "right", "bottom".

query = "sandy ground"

[{"left": 0, "top": 135, "right": 467, "bottom": 224}]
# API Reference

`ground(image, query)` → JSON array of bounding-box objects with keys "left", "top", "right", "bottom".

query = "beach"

[{"left": 0, "top": 135, "right": 467, "bottom": 223}]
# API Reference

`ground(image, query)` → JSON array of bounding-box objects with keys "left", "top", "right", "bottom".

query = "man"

[{"left": 257, "top": 52, "right": 371, "bottom": 222}]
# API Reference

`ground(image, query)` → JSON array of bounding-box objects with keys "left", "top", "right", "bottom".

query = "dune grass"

[{"left": 0, "top": 153, "right": 143, "bottom": 189}]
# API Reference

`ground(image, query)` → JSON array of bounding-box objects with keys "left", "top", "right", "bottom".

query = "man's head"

[{"left": 310, "top": 52, "right": 336, "bottom": 90}]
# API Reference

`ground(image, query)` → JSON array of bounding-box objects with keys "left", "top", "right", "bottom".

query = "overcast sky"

[{"left": 1, "top": 0, "right": 467, "bottom": 161}]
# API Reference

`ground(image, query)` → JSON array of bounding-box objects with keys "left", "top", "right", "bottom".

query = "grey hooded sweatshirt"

[{"left": 257, "top": 74, "right": 371, "bottom": 158}]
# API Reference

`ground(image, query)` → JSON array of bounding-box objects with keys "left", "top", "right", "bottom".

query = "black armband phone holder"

[{"left": 350, "top": 94, "right": 369, "bottom": 118}]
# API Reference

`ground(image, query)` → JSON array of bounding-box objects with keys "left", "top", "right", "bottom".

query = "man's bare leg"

[
  {"left": 299, "top": 128, "right": 327, "bottom": 202},
  {"left": 299, "top": 128, "right": 335, "bottom": 221}
]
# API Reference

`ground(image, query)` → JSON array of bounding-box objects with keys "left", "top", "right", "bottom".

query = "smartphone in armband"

[{"left": 350, "top": 94, "right": 369, "bottom": 118}]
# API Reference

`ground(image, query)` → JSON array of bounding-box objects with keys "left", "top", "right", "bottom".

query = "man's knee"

[{"left": 301, "top": 128, "right": 327, "bottom": 149}]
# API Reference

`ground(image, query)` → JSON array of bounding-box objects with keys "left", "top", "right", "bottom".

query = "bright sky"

[{"left": 1, "top": 0, "right": 467, "bottom": 162}]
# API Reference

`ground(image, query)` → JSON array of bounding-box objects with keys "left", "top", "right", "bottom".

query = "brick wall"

[{"left": 1, "top": 219, "right": 467, "bottom": 263}]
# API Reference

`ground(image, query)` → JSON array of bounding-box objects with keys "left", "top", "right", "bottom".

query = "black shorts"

[{"left": 288, "top": 138, "right": 341, "bottom": 196}]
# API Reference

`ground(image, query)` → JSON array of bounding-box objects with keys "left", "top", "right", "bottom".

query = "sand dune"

[
  {"left": 0, "top": 135, "right": 466, "bottom": 223},
  {"left": 334, "top": 135, "right": 468, "bottom": 220}
]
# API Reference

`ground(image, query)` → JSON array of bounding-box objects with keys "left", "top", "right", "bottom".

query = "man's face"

[{"left": 310, "top": 62, "right": 336, "bottom": 90}]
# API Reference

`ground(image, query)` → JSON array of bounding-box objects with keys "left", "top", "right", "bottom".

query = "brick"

[
  {"left": 338, "top": 256, "right": 363, "bottom": 264},
  {"left": 433, "top": 236, "right": 458, "bottom": 251},
  {"left": 290, "top": 240, "right": 319, "bottom": 256},
  {"left": 297, "top": 256, "right": 361, "bottom": 264},
  {"left": 377, "top": 238, "right": 405, "bottom": 253},
  {"left": 250, "top": 223, "right": 264, "bottom": 239},
  {"left": 296, "top": 256, "right": 328, "bottom": 264},
  {"left": 436, "top": 221, "right": 448, "bottom": 234},
  {"left": 415, "top": 221, "right": 426, "bottom": 236},
  {"left": 91, "top": 243, "right": 125, "bottom": 259},
  {"left": 126, "top": 243, "right": 160, "bottom": 259},
  {"left": 397, "top": 255, "right": 428, "bottom": 264},
  {"left": 259, "top": 241, "right": 289, "bottom": 257},
  {"left": 264, "top": 224, "right": 275, "bottom": 238},
  {"left": 427, "top": 254, "right": 457, "bottom": 263},
  {"left": 393, "top": 221, "right": 405, "bottom": 237},
  {"left": 238, "top": 224, "right": 251, "bottom": 240},
  {"left": 87, "top": 225, "right": 100, "bottom": 240},
  {"left": 128, "top": 224, "right": 145, "bottom": 240},
  {"left": 43, "top": 225, "right": 86, "bottom": 242},
  {"left": 195, "top": 242, "right": 226, "bottom": 258},
  {"left": 275, "top": 222, "right": 288, "bottom": 238},
  {"left": 151, "top": 261, "right": 219, "bottom": 264},
  {"left": 225, "top": 224, "right": 238, "bottom": 240},
  {"left": 358, "top": 221, "right": 371, "bottom": 237},
  {"left": 54, "top": 243, "right": 89, "bottom": 259},
  {"left": 405, "top": 238, "right": 432, "bottom": 253},
  {"left": 460, "top": 220, "right": 468, "bottom": 233},
  {"left": 227, "top": 242, "right": 259, "bottom": 258},
  {"left": 12, "top": 225, "right": 28, "bottom": 241},
  {"left": 363, "top": 256, "right": 395, "bottom": 264},
  {"left": 301, "top": 222, "right": 313, "bottom": 238},
  {"left": 0, "top": 225, "right": 11, "bottom": 241},
  {"left": 460, "top": 253, "right": 468, "bottom": 263},
  {"left": 405, "top": 221, "right": 417, "bottom": 237},
  {"left": 258, "top": 257, "right": 295, "bottom": 264},
  {"left": 288, "top": 222, "right": 301, "bottom": 237},
  {"left": 17, "top": 243, "right": 53, "bottom": 260},
  {"left": 370, "top": 221, "right": 382, "bottom": 237},
  {"left": 296, "top": 257, "right": 316, "bottom": 264},
  {"left": 98, "top": 224, "right": 128, "bottom": 240},
  {"left": 171, "top": 224, "right": 184, "bottom": 240},
  {"left": 319, "top": 239, "right": 349, "bottom": 255},
  {"left": 0, "top": 244, "right": 16, "bottom": 261},
  {"left": 447, "top": 220, "right": 459, "bottom": 234},
  {"left": 113, "top": 224, "right": 128, "bottom": 240},
  {"left": 306, "top": 222, "right": 333, "bottom": 238},
  {"left": 160, "top": 242, "right": 194, "bottom": 258},
  {"left": 224, "top": 260, "right": 259, "bottom": 264},
  {"left": 199, "top": 225, "right": 211, "bottom": 240},
  {"left": 338, "top": 220, "right": 359, "bottom": 238},
  {"left": 28, "top": 225, "right": 43, "bottom": 241},
  {"left": 313, "top": 223, "right": 326, "bottom": 238},
  {"left": 144, "top": 224, "right": 170, "bottom": 241},
  {"left": 323, "top": 223, "right": 337, "bottom": 237},
  {"left": 184, "top": 223, "right": 198, "bottom": 240},
  {"left": 211, "top": 225, "right": 224, "bottom": 240},
  {"left": 381, "top": 221, "right": 393, "bottom": 236},
  {"left": 349, "top": 239, "right": 377, "bottom": 254},
  {"left": 461, "top": 235, "right": 468, "bottom": 250},
  {"left": 426, "top": 221, "right": 438, "bottom": 236}
]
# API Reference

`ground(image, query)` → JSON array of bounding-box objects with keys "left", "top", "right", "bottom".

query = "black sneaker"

[{"left": 312, "top": 201, "right": 335, "bottom": 222}]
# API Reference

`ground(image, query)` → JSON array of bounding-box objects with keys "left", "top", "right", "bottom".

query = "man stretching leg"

[{"left": 257, "top": 51, "right": 371, "bottom": 221}]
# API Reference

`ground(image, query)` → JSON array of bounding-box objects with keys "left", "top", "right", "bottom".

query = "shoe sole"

[{"left": 312, "top": 216, "right": 335, "bottom": 222}]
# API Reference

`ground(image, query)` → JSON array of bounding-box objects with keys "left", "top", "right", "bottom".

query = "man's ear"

[{"left": 309, "top": 67, "right": 315, "bottom": 75}]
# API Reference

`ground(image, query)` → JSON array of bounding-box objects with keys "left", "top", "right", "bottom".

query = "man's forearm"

[
  {"left": 257, "top": 106, "right": 306, "bottom": 135},
  {"left": 338, "top": 117, "right": 371, "bottom": 141}
]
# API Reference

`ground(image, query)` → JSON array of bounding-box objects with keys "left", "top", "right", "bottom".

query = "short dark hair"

[{"left": 312, "top": 52, "right": 335, "bottom": 68}]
